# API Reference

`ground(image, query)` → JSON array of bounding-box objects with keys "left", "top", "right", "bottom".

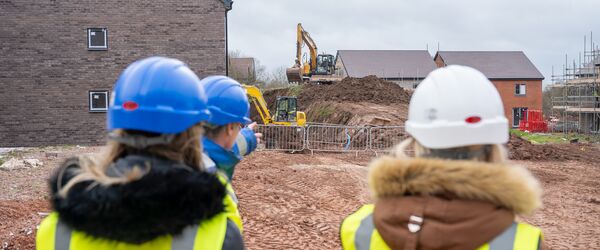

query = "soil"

[
  {"left": 0, "top": 200, "right": 49, "bottom": 250},
  {"left": 508, "top": 134, "right": 600, "bottom": 163},
  {"left": 519, "top": 160, "right": 600, "bottom": 249},
  {"left": 297, "top": 76, "right": 412, "bottom": 106},
  {"left": 253, "top": 76, "right": 411, "bottom": 125},
  {"left": 233, "top": 152, "right": 371, "bottom": 249}
]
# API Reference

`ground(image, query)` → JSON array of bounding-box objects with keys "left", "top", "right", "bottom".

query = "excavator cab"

[
  {"left": 314, "top": 54, "right": 335, "bottom": 75},
  {"left": 275, "top": 96, "right": 298, "bottom": 122}
]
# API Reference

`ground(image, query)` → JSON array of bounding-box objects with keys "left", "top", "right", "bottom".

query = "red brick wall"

[
  {"left": 491, "top": 80, "right": 543, "bottom": 127},
  {"left": 434, "top": 55, "right": 445, "bottom": 68},
  {"left": 0, "top": 0, "right": 228, "bottom": 146}
]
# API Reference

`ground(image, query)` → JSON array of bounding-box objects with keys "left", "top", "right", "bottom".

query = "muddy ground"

[{"left": 1, "top": 146, "right": 599, "bottom": 249}]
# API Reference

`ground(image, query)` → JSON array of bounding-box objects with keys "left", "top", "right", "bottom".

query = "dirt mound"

[
  {"left": 507, "top": 135, "right": 600, "bottom": 163},
  {"left": 298, "top": 76, "right": 411, "bottom": 105},
  {"left": 253, "top": 76, "right": 411, "bottom": 125},
  {"left": 507, "top": 135, "right": 566, "bottom": 161}
]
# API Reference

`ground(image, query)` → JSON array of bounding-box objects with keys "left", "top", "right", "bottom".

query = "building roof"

[
  {"left": 435, "top": 51, "right": 544, "bottom": 80},
  {"left": 336, "top": 50, "right": 436, "bottom": 79}
]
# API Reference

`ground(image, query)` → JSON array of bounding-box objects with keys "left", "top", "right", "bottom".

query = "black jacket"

[{"left": 50, "top": 154, "right": 244, "bottom": 249}]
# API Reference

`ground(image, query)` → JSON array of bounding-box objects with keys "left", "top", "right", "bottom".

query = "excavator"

[
  {"left": 286, "top": 23, "right": 341, "bottom": 84},
  {"left": 243, "top": 85, "right": 306, "bottom": 126}
]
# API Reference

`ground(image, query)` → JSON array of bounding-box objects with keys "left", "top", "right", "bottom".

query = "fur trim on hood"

[
  {"left": 50, "top": 155, "right": 226, "bottom": 244},
  {"left": 368, "top": 157, "right": 542, "bottom": 215}
]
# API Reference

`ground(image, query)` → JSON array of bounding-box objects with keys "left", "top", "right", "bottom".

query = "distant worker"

[
  {"left": 200, "top": 76, "right": 261, "bottom": 180},
  {"left": 340, "top": 65, "right": 547, "bottom": 250},
  {"left": 36, "top": 57, "right": 244, "bottom": 250}
]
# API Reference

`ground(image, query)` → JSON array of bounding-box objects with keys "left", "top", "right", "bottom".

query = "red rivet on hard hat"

[
  {"left": 123, "top": 101, "right": 139, "bottom": 111},
  {"left": 465, "top": 116, "right": 481, "bottom": 124}
]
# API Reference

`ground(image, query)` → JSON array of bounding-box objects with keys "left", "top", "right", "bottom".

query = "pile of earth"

[
  {"left": 253, "top": 76, "right": 411, "bottom": 124},
  {"left": 298, "top": 75, "right": 412, "bottom": 105},
  {"left": 507, "top": 135, "right": 566, "bottom": 161},
  {"left": 507, "top": 135, "right": 600, "bottom": 163}
]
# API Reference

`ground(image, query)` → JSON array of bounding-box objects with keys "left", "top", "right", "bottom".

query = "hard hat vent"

[
  {"left": 465, "top": 116, "right": 482, "bottom": 124},
  {"left": 123, "top": 101, "right": 139, "bottom": 111}
]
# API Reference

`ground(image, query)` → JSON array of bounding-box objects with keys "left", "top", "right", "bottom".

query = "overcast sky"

[{"left": 228, "top": 0, "right": 599, "bottom": 85}]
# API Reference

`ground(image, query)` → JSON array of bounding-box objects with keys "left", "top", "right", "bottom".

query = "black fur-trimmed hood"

[{"left": 50, "top": 154, "right": 226, "bottom": 244}]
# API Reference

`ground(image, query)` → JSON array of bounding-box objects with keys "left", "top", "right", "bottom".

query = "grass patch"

[
  {"left": 309, "top": 104, "right": 336, "bottom": 122},
  {"left": 287, "top": 85, "right": 304, "bottom": 97},
  {"left": 510, "top": 129, "right": 594, "bottom": 144}
]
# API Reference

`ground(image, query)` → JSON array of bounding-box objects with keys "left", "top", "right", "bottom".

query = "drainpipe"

[
  {"left": 225, "top": 10, "right": 229, "bottom": 76},
  {"left": 225, "top": 1, "right": 233, "bottom": 76}
]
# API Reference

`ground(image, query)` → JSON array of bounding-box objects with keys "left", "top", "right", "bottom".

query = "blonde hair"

[
  {"left": 392, "top": 137, "right": 508, "bottom": 163},
  {"left": 57, "top": 124, "right": 205, "bottom": 198}
]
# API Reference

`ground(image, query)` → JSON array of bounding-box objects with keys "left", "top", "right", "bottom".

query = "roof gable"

[
  {"left": 435, "top": 51, "right": 544, "bottom": 80},
  {"left": 337, "top": 50, "right": 436, "bottom": 79}
]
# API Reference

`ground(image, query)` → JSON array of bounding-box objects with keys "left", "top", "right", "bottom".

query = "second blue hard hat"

[{"left": 201, "top": 76, "right": 251, "bottom": 126}]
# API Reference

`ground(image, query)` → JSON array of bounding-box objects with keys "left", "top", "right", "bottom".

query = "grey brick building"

[{"left": 0, "top": 0, "right": 233, "bottom": 147}]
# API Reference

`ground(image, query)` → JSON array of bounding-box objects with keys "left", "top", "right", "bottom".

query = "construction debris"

[{"left": 0, "top": 158, "right": 43, "bottom": 171}]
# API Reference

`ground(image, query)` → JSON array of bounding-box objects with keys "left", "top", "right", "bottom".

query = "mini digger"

[{"left": 242, "top": 85, "right": 306, "bottom": 127}]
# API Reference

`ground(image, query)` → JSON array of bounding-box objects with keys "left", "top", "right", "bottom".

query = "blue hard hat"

[
  {"left": 200, "top": 76, "right": 251, "bottom": 126},
  {"left": 108, "top": 57, "right": 211, "bottom": 134}
]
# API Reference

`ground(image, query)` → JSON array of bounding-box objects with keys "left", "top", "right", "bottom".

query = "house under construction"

[{"left": 551, "top": 34, "right": 600, "bottom": 135}]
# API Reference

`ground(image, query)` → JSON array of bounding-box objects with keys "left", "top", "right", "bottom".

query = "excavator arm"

[
  {"left": 243, "top": 85, "right": 273, "bottom": 125},
  {"left": 297, "top": 23, "right": 318, "bottom": 72},
  {"left": 288, "top": 23, "right": 318, "bottom": 82}
]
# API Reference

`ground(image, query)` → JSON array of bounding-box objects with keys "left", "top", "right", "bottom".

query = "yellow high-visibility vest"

[
  {"left": 341, "top": 204, "right": 543, "bottom": 250},
  {"left": 36, "top": 174, "right": 242, "bottom": 250}
]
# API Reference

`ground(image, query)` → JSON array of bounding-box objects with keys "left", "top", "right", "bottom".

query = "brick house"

[
  {"left": 434, "top": 51, "right": 544, "bottom": 127},
  {"left": 0, "top": 0, "right": 233, "bottom": 147},
  {"left": 335, "top": 50, "right": 437, "bottom": 89},
  {"left": 229, "top": 57, "right": 256, "bottom": 83}
]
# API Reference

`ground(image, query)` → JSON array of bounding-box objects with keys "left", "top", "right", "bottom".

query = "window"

[
  {"left": 512, "top": 107, "right": 528, "bottom": 127},
  {"left": 87, "top": 28, "right": 107, "bottom": 50},
  {"left": 89, "top": 90, "right": 109, "bottom": 112},
  {"left": 515, "top": 83, "right": 526, "bottom": 96}
]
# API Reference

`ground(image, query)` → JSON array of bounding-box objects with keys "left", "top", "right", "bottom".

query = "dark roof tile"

[
  {"left": 337, "top": 50, "right": 436, "bottom": 79},
  {"left": 435, "top": 51, "right": 544, "bottom": 80}
]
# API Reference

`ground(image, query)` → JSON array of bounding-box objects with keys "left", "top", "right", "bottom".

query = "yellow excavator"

[
  {"left": 243, "top": 85, "right": 306, "bottom": 126},
  {"left": 286, "top": 23, "right": 341, "bottom": 84}
]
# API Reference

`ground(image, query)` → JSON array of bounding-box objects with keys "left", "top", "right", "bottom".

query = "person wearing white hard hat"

[{"left": 340, "top": 65, "right": 547, "bottom": 250}]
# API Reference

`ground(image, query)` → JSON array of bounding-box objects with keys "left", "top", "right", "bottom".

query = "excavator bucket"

[{"left": 286, "top": 67, "right": 302, "bottom": 83}]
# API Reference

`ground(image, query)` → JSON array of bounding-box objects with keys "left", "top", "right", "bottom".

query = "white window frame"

[
  {"left": 515, "top": 83, "right": 527, "bottom": 96},
  {"left": 89, "top": 90, "right": 109, "bottom": 112},
  {"left": 87, "top": 28, "right": 108, "bottom": 50}
]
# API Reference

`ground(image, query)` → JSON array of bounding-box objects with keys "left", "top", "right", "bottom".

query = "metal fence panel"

[
  {"left": 306, "top": 125, "right": 370, "bottom": 152},
  {"left": 255, "top": 125, "right": 305, "bottom": 151},
  {"left": 369, "top": 126, "right": 409, "bottom": 152}
]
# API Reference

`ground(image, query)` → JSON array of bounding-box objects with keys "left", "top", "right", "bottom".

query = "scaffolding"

[{"left": 550, "top": 33, "right": 600, "bottom": 136}]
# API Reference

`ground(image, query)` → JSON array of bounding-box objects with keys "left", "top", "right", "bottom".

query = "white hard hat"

[{"left": 406, "top": 65, "right": 509, "bottom": 149}]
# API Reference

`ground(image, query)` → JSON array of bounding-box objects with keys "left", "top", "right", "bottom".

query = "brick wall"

[
  {"left": 0, "top": 0, "right": 228, "bottom": 147},
  {"left": 492, "top": 80, "right": 543, "bottom": 127},
  {"left": 434, "top": 55, "right": 445, "bottom": 68}
]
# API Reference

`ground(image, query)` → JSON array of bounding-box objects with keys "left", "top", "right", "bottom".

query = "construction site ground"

[
  {"left": 1, "top": 144, "right": 599, "bottom": 249},
  {"left": 2, "top": 77, "right": 599, "bottom": 249}
]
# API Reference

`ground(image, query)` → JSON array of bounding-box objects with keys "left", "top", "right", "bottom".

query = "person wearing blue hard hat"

[
  {"left": 36, "top": 57, "right": 245, "bottom": 250},
  {"left": 200, "top": 75, "right": 262, "bottom": 180}
]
